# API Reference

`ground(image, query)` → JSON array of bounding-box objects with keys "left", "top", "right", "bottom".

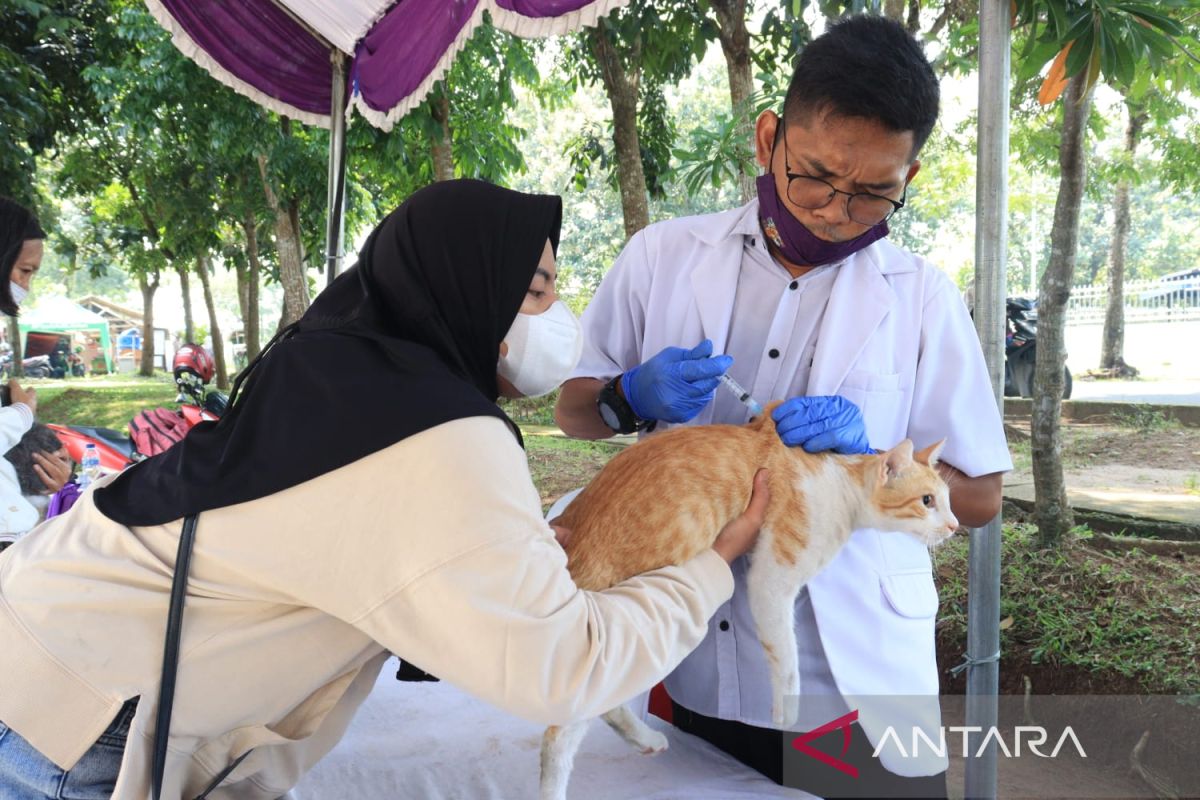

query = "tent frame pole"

[
  {"left": 966, "top": 1, "right": 1010, "bottom": 798},
  {"left": 324, "top": 48, "right": 348, "bottom": 286}
]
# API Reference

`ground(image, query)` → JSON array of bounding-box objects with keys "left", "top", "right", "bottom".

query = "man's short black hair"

[{"left": 783, "top": 15, "right": 940, "bottom": 159}]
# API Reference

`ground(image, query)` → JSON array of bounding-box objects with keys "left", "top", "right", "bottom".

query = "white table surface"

[{"left": 290, "top": 659, "right": 815, "bottom": 800}]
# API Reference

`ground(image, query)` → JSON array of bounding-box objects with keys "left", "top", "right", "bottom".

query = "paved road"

[{"left": 1068, "top": 378, "right": 1200, "bottom": 406}]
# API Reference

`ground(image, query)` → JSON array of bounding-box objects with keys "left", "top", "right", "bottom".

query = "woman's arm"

[{"left": 307, "top": 417, "right": 753, "bottom": 726}]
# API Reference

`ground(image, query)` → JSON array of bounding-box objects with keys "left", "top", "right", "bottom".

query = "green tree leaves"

[{"left": 1014, "top": 0, "right": 1200, "bottom": 103}]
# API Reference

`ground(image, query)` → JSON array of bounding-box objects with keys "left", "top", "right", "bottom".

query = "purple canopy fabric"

[{"left": 145, "top": 0, "right": 628, "bottom": 130}]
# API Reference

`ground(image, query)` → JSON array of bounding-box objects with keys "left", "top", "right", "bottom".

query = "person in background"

[
  {"left": 1, "top": 422, "right": 75, "bottom": 539},
  {"left": 0, "top": 198, "right": 71, "bottom": 550},
  {"left": 555, "top": 17, "right": 1010, "bottom": 798}
]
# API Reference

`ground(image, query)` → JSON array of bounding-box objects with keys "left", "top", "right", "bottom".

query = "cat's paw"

[
  {"left": 769, "top": 670, "right": 801, "bottom": 728},
  {"left": 639, "top": 730, "right": 669, "bottom": 755},
  {"left": 773, "top": 694, "right": 801, "bottom": 729}
]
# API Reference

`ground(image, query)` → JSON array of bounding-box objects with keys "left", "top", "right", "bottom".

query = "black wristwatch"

[{"left": 596, "top": 374, "right": 654, "bottom": 434}]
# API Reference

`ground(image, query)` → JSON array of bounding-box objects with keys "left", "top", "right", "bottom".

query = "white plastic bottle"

[{"left": 79, "top": 443, "right": 101, "bottom": 490}]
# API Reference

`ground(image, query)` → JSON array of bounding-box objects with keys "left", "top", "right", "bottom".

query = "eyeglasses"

[
  {"left": 784, "top": 173, "right": 906, "bottom": 227},
  {"left": 779, "top": 130, "right": 907, "bottom": 227}
]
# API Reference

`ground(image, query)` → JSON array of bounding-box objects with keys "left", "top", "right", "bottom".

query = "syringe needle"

[{"left": 718, "top": 373, "right": 764, "bottom": 417}]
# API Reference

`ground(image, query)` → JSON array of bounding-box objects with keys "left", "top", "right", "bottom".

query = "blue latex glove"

[
  {"left": 771, "top": 395, "right": 873, "bottom": 454},
  {"left": 621, "top": 339, "right": 733, "bottom": 424}
]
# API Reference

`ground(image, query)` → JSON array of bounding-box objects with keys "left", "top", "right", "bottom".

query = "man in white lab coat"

[{"left": 555, "top": 16, "right": 1011, "bottom": 799}]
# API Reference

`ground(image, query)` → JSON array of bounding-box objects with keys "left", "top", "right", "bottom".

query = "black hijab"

[{"left": 96, "top": 179, "right": 562, "bottom": 526}]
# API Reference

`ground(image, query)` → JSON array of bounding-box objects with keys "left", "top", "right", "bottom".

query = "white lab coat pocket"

[
  {"left": 879, "top": 570, "right": 939, "bottom": 619},
  {"left": 837, "top": 370, "right": 906, "bottom": 451}
]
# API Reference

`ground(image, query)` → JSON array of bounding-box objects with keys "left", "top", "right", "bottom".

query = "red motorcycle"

[{"left": 49, "top": 345, "right": 225, "bottom": 470}]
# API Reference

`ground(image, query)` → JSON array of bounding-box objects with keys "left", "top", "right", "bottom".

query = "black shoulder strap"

[
  {"left": 152, "top": 513, "right": 198, "bottom": 800},
  {"left": 150, "top": 514, "right": 255, "bottom": 800}
]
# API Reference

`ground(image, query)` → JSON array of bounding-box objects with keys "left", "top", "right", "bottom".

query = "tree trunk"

[
  {"left": 276, "top": 296, "right": 290, "bottom": 338},
  {"left": 906, "top": 0, "right": 921, "bottom": 33},
  {"left": 234, "top": 255, "right": 249, "bottom": 364},
  {"left": 884, "top": 0, "right": 921, "bottom": 31},
  {"left": 257, "top": 153, "right": 309, "bottom": 327},
  {"left": 1100, "top": 99, "right": 1147, "bottom": 374},
  {"left": 138, "top": 270, "right": 160, "bottom": 377},
  {"left": 239, "top": 212, "right": 262, "bottom": 361},
  {"left": 178, "top": 262, "right": 195, "bottom": 343},
  {"left": 709, "top": 0, "right": 755, "bottom": 203},
  {"left": 6, "top": 316, "right": 22, "bottom": 378},
  {"left": 1032, "top": 74, "right": 1092, "bottom": 547},
  {"left": 195, "top": 254, "right": 229, "bottom": 390},
  {"left": 430, "top": 89, "right": 454, "bottom": 182},
  {"left": 65, "top": 249, "right": 78, "bottom": 296},
  {"left": 589, "top": 21, "right": 650, "bottom": 239},
  {"left": 1083, "top": 240, "right": 1106, "bottom": 286},
  {"left": 287, "top": 199, "right": 305, "bottom": 268}
]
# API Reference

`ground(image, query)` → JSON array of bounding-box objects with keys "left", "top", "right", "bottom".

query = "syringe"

[{"left": 717, "top": 373, "right": 764, "bottom": 417}]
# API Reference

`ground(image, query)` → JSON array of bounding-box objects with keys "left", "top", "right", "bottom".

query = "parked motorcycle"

[
  {"left": 1005, "top": 297, "right": 1073, "bottom": 400},
  {"left": 0, "top": 353, "right": 53, "bottom": 379}
]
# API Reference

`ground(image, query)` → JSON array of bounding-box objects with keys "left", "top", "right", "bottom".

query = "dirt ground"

[
  {"left": 1002, "top": 416, "right": 1200, "bottom": 530},
  {"left": 1004, "top": 415, "right": 1200, "bottom": 472}
]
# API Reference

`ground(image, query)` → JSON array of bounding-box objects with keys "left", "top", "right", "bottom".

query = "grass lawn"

[
  {"left": 936, "top": 524, "right": 1200, "bottom": 697},
  {"left": 26, "top": 373, "right": 178, "bottom": 429},
  {"left": 523, "top": 431, "right": 623, "bottom": 510}
]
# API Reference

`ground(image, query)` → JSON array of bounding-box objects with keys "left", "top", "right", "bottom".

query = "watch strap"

[{"left": 597, "top": 374, "right": 653, "bottom": 434}]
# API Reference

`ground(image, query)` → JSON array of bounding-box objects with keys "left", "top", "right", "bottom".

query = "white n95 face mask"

[
  {"left": 498, "top": 300, "right": 583, "bottom": 397},
  {"left": 9, "top": 282, "right": 28, "bottom": 307}
]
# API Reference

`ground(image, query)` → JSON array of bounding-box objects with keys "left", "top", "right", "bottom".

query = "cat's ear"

[
  {"left": 914, "top": 438, "right": 946, "bottom": 467},
  {"left": 879, "top": 439, "right": 914, "bottom": 482}
]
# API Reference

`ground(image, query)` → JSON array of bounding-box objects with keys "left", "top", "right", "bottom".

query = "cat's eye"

[{"left": 921, "top": 494, "right": 933, "bottom": 507}]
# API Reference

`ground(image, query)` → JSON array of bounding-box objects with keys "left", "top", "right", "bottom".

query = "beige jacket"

[{"left": 0, "top": 416, "right": 733, "bottom": 799}]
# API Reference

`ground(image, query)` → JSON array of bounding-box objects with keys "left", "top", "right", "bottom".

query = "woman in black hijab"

[{"left": 0, "top": 180, "right": 763, "bottom": 799}]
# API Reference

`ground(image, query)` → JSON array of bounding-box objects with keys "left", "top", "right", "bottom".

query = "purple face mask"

[{"left": 755, "top": 173, "right": 890, "bottom": 268}]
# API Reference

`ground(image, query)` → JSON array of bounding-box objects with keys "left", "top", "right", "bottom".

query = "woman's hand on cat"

[
  {"left": 548, "top": 517, "right": 572, "bottom": 548},
  {"left": 711, "top": 468, "right": 770, "bottom": 565}
]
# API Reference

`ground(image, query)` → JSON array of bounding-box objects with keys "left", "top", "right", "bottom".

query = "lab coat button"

[
  {"left": 768, "top": 349, "right": 780, "bottom": 359},
  {"left": 719, "top": 620, "right": 730, "bottom": 631},
  {"left": 789, "top": 281, "right": 798, "bottom": 290}
]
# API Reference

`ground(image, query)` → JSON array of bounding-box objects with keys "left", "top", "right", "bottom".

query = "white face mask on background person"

[
  {"left": 497, "top": 300, "right": 583, "bottom": 398},
  {"left": 8, "top": 281, "right": 28, "bottom": 309}
]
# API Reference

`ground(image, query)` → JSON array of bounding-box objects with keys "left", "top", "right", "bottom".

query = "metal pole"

[
  {"left": 324, "top": 49, "right": 348, "bottom": 286},
  {"left": 967, "top": 1, "right": 1010, "bottom": 798}
]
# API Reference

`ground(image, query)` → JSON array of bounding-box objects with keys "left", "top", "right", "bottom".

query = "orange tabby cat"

[{"left": 539, "top": 403, "right": 957, "bottom": 800}]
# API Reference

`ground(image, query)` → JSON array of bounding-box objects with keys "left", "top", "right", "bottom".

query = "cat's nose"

[{"left": 944, "top": 514, "right": 960, "bottom": 534}]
